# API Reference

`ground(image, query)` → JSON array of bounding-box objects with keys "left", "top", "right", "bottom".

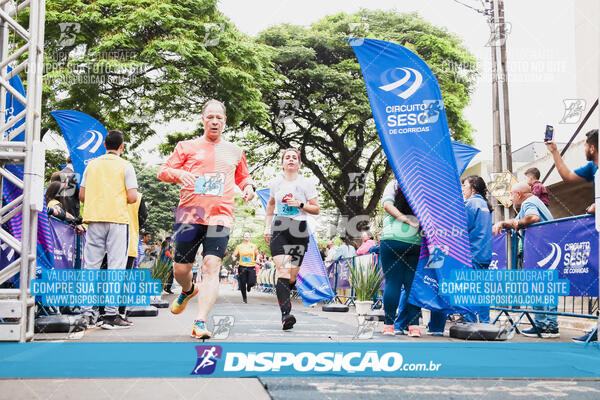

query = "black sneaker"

[
  {"left": 540, "top": 328, "right": 560, "bottom": 339},
  {"left": 242, "top": 298, "right": 247, "bottom": 303},
  {"left": 522, "top": 327, "right": 559, "bottom": 338},
  {"left": 520, "top": 327, "right": 541, "bottom": 337},
  {"left": 573, "top": 330, "right": 597, "bottom": 343},
  {"left": 282, "top": 314, "right": 296, "bottom": 331},
  {"left": 101, "top": 314, "right": 131, "bottom": 330}
]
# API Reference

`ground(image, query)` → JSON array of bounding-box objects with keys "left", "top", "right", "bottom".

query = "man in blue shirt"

[
  {"left": 546, "top": 129, "right": 598, "bottom": 213},
  {"left": 493, "top": 182, "right": 557, "bottom": 338},
  {"left": 546, "top": 129, "right": 598, "bottom": 342}
]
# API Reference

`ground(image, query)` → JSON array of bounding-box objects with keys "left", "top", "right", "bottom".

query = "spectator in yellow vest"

[{"left": 79, "top": 130, "right": 138, "bottom": 330}]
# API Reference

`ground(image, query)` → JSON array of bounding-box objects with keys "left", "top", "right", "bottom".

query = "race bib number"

[
  {"left": 194, "top": 173, "right": 224, "bottom": 196},
  {"left": 277, "top": 202, "right": 299, "bottom": 216},
  {"left": 241, "top": 256, "right": 252, "bottom": 263}
]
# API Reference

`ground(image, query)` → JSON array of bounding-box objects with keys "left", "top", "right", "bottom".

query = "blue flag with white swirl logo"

[
  {"left": 351, "top": 38, "right": 475, "bottom": 314},
  {"left": 50, "top": 110, "right": 108, "bottom": 185}
]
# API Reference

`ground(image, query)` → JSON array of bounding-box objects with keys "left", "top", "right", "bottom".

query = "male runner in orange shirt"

[{"left": 158, "top": 99, "right": 255, "bottom": 339}]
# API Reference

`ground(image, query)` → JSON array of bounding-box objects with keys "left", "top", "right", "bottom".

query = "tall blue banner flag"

[
  {"left": 351, "top": 39, "right": 474, "bottom": 314},
  {"left": 256, "top": 188, "right": 335, "bottom": 306},
  {"left": 50, "top": 110, "right": 108, "bottom": 184},
  {"left": 452, "top": 141, "right": 480, "bottom": 176}
]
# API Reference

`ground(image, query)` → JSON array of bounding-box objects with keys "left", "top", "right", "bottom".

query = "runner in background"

[
  {"left": 264, "top": 148, "right": 319, "bottom": 330},
  {"left": 232, "top": 232, "right": 258, "bottom": 303},
  {"left": 158, "top": 99, "right": 255, "bottom": 339}
]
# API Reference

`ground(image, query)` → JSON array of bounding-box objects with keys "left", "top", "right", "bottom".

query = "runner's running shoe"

[
  {"left": 282, "top": 314, "right": 296, "bottom": 330},
  {"left": 171, "top": 284, "right": 199, "bottom": 314},
  {"left": 191, "top": 320, "right": 211, "bottom": 339}
]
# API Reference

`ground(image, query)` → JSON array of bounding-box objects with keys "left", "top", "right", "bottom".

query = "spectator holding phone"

[
  {"left": 545, "top": 129, "right": 598, "bottom": 214},
  {"left": 546, "top": 129, "right": 598, "bottom": 342}
]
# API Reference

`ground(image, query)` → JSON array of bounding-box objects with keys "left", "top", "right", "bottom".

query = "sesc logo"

[
  {"left": 191, "top": 345, "right": 223, "bottom": 375},
  {"left": 537, "top": 242, "right": 562, "bottom": 270},
  {"left": 76, "top": 130, "right": 104, "bottom": 153},
  {"left": 379, "top": 67, "right": 423, "bottom": 99},
  {"left": 537, "top": 241, "right": 591, "bottom": 273}
]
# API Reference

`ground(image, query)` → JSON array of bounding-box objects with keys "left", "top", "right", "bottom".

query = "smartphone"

[{"left": 544, "top": 125, "right": 554, "bottom": 142}]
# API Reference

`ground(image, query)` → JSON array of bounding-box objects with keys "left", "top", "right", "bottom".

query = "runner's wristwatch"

[{"left": 299, "top": 203, "right": 304, "bottom": 209}]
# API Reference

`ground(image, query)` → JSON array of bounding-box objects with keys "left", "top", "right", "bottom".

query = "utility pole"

[
  {"left": 489, "top": 0, "right": 504, "bottom": 222},
  {"left": 497, "top": 0, "right": 515, "bottom": 219},
  {"left": 497, "top": 0, "right": 513, "bottom": 176},
  {"left": 454, "top": 0, "right": 514, "bottom": 222}
]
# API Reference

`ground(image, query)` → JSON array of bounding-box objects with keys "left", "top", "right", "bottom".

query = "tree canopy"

[
  {"left": 241, "top": 10, "right": 477, "bottom": 224},
  {"left": 133, "top": 162, "right": 180, "bottom": 237},
  {"left": 32, "top": 5, "right": 478, "bottom": 236},
  {"left": 30, "top": 0, "right": 270, "bottom": 146},
  {"left": 161, "top": 11, "right": 477, "bottom": 229}
]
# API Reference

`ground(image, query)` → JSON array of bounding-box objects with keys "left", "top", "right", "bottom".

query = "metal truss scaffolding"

[{"left": 0, "top": 0, "right": 46, "bottom": 342}]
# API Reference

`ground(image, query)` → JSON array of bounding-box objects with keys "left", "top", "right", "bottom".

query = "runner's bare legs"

[
  {"left": 274, "top": 255, "right": 300, "bottom": 282},
  {"left": 173, "top": 262, "right": 193, "bottom": 292},
  {"left": 196, "top": 255, "right": 221, "bottom": 321},
  {"left": 172, "top": 256, "right": 221, "bottom": 321}
]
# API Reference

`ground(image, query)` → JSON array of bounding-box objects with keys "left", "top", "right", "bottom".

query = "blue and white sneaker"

[{"left": 191, "top": 320, "right": 211, "bottom": 339}]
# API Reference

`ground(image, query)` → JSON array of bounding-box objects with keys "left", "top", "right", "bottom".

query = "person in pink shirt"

[
  {"left": 158, "top": 99, "right": 255, "bottom": 339},
  {"left": 524, "top": 167, "right": 550, "bottom": 207},
  {"left": 356, "top": 231, "right": 377, "bottom": 255}
]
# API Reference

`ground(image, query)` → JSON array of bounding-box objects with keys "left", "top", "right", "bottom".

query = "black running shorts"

[
  {"left": 173, "top": 223, "right": 230, "bottom": 263},
  {"left": 269, "top": 216, "right": 310, "bottom": 267}
]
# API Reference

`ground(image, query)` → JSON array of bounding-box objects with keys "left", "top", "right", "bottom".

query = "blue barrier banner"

[
  {"left": 439, "top": 269, "right": 569, "bottom": 306},
  {"left": 523, "top": 215, "right": 598, "bottom": 297},
  {"left": 49, "top": 218, "right": 76, "bottom": 270},
  {"left": 50, "top": 110, "right": 108, "bottom": 185},
  {"left": 350, "top": 39, "right": 474, "bottom": 314},
  {"left": 1, "top": 342, "right": 599, "bottom": 378},
  {"left": 256, "top": 188, "right": 334, "bottom": 305},
  {"left": 326, "top": 259, "right": 352, "bottom": 289},
  {"left": 491, "top": 231, "right": 507, "bottom": 270},
  {"left": 30, "top": 269, "right": 161, "bottom": 306}
]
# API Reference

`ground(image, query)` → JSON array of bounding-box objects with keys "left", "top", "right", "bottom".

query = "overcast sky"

[
  {"left": 216, "top": 0, "right": 581, "bottom": 163},
  {"left": 45, "top": 1, "right": 588, "bottom": 168}
]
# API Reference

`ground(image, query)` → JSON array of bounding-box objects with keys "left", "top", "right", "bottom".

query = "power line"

[{"left": 452, "top": 0, "right": 491, "bottom": 17}]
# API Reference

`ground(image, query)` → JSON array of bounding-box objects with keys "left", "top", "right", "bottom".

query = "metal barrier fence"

[{"left": 498, "top": 214, "right": 598, "bottom": 318}]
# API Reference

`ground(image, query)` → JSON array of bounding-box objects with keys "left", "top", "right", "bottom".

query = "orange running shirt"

[{"left": 157, "top": 136, "right": 252, "bottom": 228}]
